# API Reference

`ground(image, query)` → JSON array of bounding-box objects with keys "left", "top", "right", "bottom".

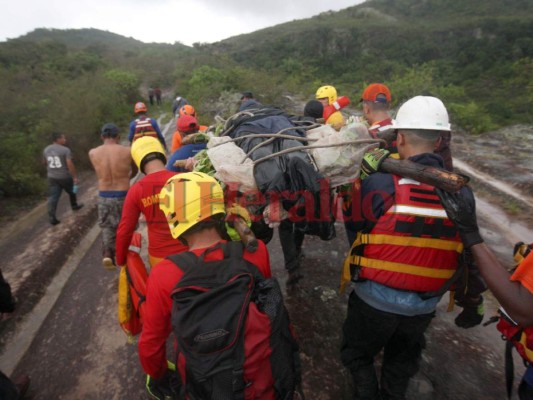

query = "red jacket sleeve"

[
  {"left": 115, "top": 186, "right": 142, "bottom": 266},
  {"left": 243, "top": 240, "right": 272, "bottom": 278},
  {"left": 138, "top": 260, "right": 182, "bottom": 378}
]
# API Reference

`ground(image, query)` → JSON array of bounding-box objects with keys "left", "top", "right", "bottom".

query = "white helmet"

[{"left": 393, "top": 96, "right": 451, "bottom": 131}]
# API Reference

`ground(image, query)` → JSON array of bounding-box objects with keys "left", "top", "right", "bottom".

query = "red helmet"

[
  {"left": 179, "top": 105, "right": 196, "bottom": 117},
  {"left": 134, "top": 102, "right": 147, "bottom": 114},
  {"left": 177, "top": 115, "right": 199, "bottom": 133}
]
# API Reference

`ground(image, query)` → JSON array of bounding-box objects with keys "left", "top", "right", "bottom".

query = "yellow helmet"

[
  {"left": 315, "top": 85, "right": 338, "bottom": 105},
  {"left": 131, "top": 136, "right": 166, "bottom": 173},
  {"left": 159, "top": 172, "right": 226, "bottom": 239}
]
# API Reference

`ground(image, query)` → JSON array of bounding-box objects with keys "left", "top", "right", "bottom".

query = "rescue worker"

[
  {"left": 170, "top": 114, "right": 199, "bottom": 153},
  {"left": 115, "top": 137, "right": 186, "bottom": 269},
  {"left": 437, "top": 190, "right": 533, "bottom": 399},
  {"left": 361, "top": 83, "right": 394, "bottom": 140},
  {"left": 88, "top": 123, "right": 135, "bottom": 268},
  {"left": 343, "top": 83, "right": 394, "bottom": 245},
  {"left": 127, "top": 102, "right": 167, "bottom": 151},
  {"left": 177, "top": 104, "right": 208, "bottom": 132},
  {"left": 139, "top": 172, "right": 273, "bottom": 399},
  {"left": 340, "top": 96, "right": 486, "bottom": 400},
  {"left": 167, "top": 115, "right": 208, "bottom": 172},
  {"left": 315, "top": 85, "right": 346, "bottom": 130},
  {"left": 171, "top": 105, "right": 208, "bottom": 154}
]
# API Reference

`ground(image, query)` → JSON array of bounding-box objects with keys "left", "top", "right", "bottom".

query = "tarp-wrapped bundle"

[
  {"left": 306, "top": 122, "right": 379, "bottom": 187},
  {"left": 212, "top": 107, "right": 336, "bottom": 241},
  {"left": 207, "top": 136, "right": 257, "bottom": 192},
  {"left": 200, "top": 106, "right": 385, "bottom": 242}
]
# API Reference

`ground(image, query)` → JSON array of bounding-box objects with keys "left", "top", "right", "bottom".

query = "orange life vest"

[
  {"left": 133, "top": 116, "right": 157, "bottom": 141},
  {"left": 496, "top": 247, "right": 533, "bottom": 363},
  {"left": 342, "top": 176, "right": 463, "bottom": 293}
]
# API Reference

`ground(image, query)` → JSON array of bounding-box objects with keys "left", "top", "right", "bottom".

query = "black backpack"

[{"left": 167, "top": 242, "right": 301, "bottom": 400}]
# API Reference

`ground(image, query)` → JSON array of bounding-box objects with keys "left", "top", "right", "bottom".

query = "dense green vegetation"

[{"left": 0, "top": 0, "right": 532, "bottom": 201}]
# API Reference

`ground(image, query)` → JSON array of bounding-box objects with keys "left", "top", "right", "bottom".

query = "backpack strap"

[
  {"left": 166, "top": 251, "right": 199, "bottom": 275},
  {"left": 224, "top": 240, "right": 244, "bottom": 259},
  {"left": 222, "top": 241, "right": 248, "bottom": 399}
]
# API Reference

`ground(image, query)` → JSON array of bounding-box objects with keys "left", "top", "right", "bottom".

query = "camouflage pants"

[{"left": 97, "top": 196, "right": 125, "bottom": 254}]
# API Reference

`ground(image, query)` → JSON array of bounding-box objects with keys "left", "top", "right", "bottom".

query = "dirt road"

[{"left": 0, "top": 122, "right": 531, "bottom": 399}]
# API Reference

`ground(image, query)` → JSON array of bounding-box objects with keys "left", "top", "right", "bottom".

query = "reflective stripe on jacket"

[{"left": 343, "top": 175, "right": 463, "bottom": 293}]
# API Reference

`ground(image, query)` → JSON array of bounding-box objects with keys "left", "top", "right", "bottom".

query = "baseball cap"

[
  {"left": 240, "top": 91, "right": 254, "bottom": 100},
  {"left": 361, "top": 83, "right": 392, "bottom": 104},
  {"left": 101, "top": 123, "right": 119, "bottom": 137},
  {"left": 177, "top": 115, "right": 199, "bottom": 133}
]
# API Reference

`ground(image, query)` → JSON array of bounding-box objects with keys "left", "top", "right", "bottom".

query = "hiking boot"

[
  {"left": 49, "top": 217, "right": 61, "bottom": 225},
  {"left": 102, "top": 249, "right": 116, "bottom": 270},
  {"left": 14, "top": 374, "right": 30, "bottom": 398},
  {"left": 286, "top": 268, "right": 303, "bottom": 287},
  {"left": 72, "top": 204, "right": 84, "bottom": 211}
]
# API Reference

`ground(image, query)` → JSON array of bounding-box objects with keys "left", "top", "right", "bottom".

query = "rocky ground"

[{"left": 0, "top": 121, "right": 532, "bottom": 399}]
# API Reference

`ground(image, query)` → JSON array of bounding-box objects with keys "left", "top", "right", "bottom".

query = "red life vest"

[
  {"left": 348, "top": 175, "right": 463, "bottom": 292},
  {"left": 133, "top": 116, "right": 157, "bottom": 141},
  {"left": 496, "top": 309, "right": 533, "bottom": 363},
  {"left": 368, "top": 117, "right": 393, "bottom": 137}
]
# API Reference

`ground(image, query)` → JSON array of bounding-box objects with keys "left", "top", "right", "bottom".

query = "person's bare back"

[{"left": 89, "top": 142, "right": 133, "bottom": 192}]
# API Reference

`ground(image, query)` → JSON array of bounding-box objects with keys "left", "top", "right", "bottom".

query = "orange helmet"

[
  {"left": 134, "top": 102, "right": 147, "bottom": 114},
  {"left": 179, "top": 105, "right": 196, "bottom": 117}
]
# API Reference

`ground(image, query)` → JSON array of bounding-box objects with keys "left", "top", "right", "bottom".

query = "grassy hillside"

[
  {"left": 209, "top": 0, "right": 533, "bottom": 126},
  {"left": 0, "top": 0, "right": 532, "bottom": 199}
]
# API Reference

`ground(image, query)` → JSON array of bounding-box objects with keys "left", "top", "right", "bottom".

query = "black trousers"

[
  {"left": 47, "top": 176, "right": 79, "bottom": 220},
  {"left": 278, "top": 220, "right": 305, "bottom": 272},
  {"left": 341, "top": 291, "right": 434, "bottom": 400}
]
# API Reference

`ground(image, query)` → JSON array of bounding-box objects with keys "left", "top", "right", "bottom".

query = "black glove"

[
  {"left": 146, "top": 369, "right": 181, "bottom": 400},
  {"left": 360, "top": 148, "right": 390, "bottom": 180},
  {"left": 454, "top": 295, "right": 484, "bottom": 328},
  {"left": 435, "top": 188, "right": 483, "bottom": 248}
]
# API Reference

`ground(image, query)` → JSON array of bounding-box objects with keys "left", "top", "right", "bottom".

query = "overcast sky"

[{"left": 0, "top": 0, "right": 365, "bottom": 46}]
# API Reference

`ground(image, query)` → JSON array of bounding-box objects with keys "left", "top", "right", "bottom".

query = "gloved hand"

[
  {"left": 225, "top": 203, "right": 252, "bottom": 241},
  {"left": 360, "top": 148, "right": 390, "bottom": 180},
  {"left": 454, "top": 296, "right": 484, "bottom": 328},
  {"left": 146, "top": 369, "right": 181, "bottom": 400},
  {"left": 435, "top": 188, "right": 484, "bottom": 248}
]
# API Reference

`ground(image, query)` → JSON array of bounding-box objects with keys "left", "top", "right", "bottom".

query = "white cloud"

[{"left": 0, "top": 0, "right": 365, "bottom": 45}]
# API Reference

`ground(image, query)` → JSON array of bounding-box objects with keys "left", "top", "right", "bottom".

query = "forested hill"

[
  {"left": 0, "top": 0, "right": 532, "bottom": 201},
  {"left": 210, "top": 0, "right": 533, "bottom": 126}
]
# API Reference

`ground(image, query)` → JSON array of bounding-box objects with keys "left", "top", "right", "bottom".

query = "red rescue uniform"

[
  {"left": 138, "top": 240, "right": 272, "bottom": 381},
  {"left": 115, "top": 170, "right": 187, "bottom": 266}
]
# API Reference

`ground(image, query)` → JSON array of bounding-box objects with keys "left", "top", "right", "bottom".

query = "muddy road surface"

[{"left": 0, "top": 123, "right": 532, "bottom": 399}]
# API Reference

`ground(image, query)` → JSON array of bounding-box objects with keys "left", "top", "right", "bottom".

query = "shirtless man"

[{"left": 89, "top": 123, "right": 136, "bottom": 269}]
